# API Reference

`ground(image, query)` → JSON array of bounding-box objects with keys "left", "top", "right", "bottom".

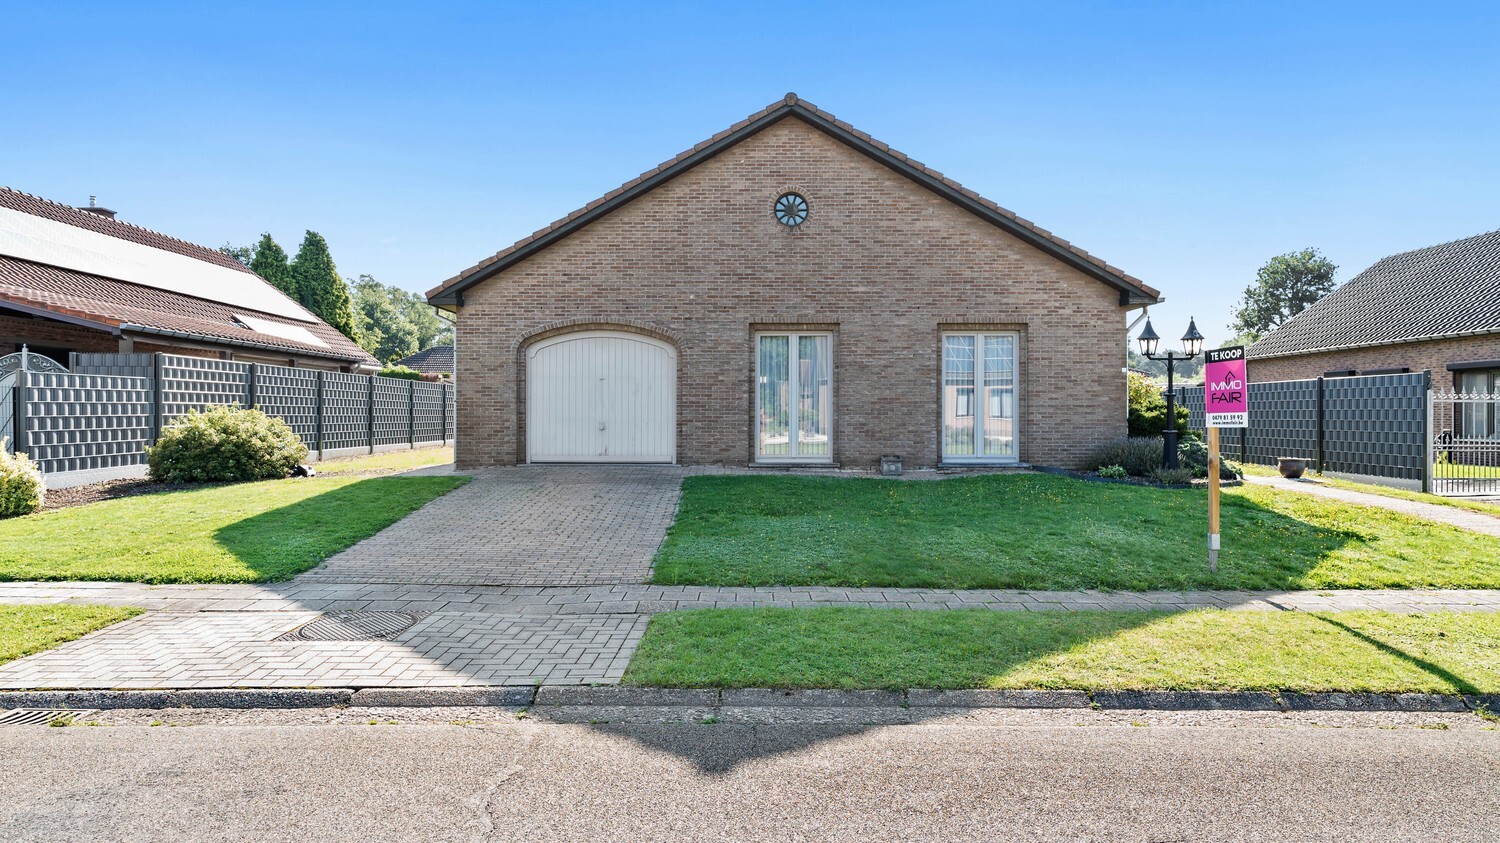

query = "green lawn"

[
  {"left": 0, "top": 604, "right": 142, "bottom": 666},
  {"left": 316, "top": 446, "right": 455, "bottom": 476},
  {"left": 1241, "top": 463, "right": 1500, "bottom": 519},
  {"left": 0, "top": 475, "right": 468, "bottom": 583},
  {"left": 652, "top": 473, "right": 1500, "bottom": 590},
  {"left": 624, "top": 607, "right": 1500, "bottom": 693}
]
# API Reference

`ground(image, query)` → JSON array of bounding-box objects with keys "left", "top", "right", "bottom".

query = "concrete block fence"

[{"left": 5, "top": 352, "right": 453, "bottom": 488}]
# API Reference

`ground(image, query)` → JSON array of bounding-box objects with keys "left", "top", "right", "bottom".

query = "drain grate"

[
  {"left": 0, "top": 708, "right": 97, "bottom": 726},
  {"left": 276, "top": 611, "right": 429, "bottom": 642}
]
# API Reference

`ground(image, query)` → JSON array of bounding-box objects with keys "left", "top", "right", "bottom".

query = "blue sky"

[{"left": 5, "top": 1, "right": 1498, "bottom": 345}]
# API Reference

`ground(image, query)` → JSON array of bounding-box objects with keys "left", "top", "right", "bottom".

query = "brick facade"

[
  {"left": 453, "top": 119, "right": 1138, "bottom": 470},
  {"left": 1249, "top": 334, "right": 1500, "bottom": 391}
]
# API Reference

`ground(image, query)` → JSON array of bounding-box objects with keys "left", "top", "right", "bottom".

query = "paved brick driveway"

[{"left": 298, "top": 465, "right": 693, "bottom": 586}]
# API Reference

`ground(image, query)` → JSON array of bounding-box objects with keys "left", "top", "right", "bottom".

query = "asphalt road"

[{"left": 1, "top": 708, "right": 1496, "bottom": 842}]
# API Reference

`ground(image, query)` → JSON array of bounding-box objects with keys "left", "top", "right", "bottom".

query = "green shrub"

[
  {"left": 147, "top": 406, "right": 308, "bottom": 483},
  {"left": 1096, "top": 464, "right": 1129, "bottom": 480},
  {"left": 1087, "top": 437, "right": 1165, "bottom": 477},
  {"left": 1127, "top": 372, "right": 1191, "bottom": 438},
  {"left": 0, "top": 440, "right": 44, "bottom": 517},
  {"left": 1178, "top": 438, "right": 1245, "bottom": 480},
  {"left": 1149, "top": 466, "right": 1197, "bottom": 486},
  {"left": 377, "top": 365, "right": 423, "bottom": 381}
]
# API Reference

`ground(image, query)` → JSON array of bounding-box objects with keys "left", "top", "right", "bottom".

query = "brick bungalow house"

[
  {"left": 1248, "top": 229, "right": 1500, "bottom": 403},
  {"left": 427, "top": 95, "right": 1161, "bottom": 470},
  {"left": 0, "top": 187, "right": 377, "bottom": 372}
]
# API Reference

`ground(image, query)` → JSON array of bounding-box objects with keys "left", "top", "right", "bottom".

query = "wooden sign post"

[{"left": 1204, "top": 346, "right": 1249, "bottom": 574}]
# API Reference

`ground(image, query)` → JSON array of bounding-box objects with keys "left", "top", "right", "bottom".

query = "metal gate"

[{"left": 1429, "top": 391, "right": 1500, "bottom": 496}]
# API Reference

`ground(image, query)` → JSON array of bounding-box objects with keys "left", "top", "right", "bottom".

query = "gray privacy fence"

[
  {"left": 1179, "top": 372, "right": 1430, "bottom": 489},
  {"left": 6, "top": 353, "right": 453, "bottom": 488}
]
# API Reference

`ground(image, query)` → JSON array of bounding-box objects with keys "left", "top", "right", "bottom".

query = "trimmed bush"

[
  {"left": 1179, "top": 438, "right": 1245, "bottom": 480},
  {"left": 1087, "top": 437, "right": 1165, "bottom": 477},
  {"left": 1127, "top": 372, "right": 1191, "bottom": 438},
  {"left": 147, "top": 406, "right": 308, "bottom": 483},
  {"left": 377, "top": 364, "right": 424, "bottom": 381},
  {"left": 0, "top": 441, "right": 44, "bottom": 517}
]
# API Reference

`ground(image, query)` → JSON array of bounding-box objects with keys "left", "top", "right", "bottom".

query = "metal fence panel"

[
  {"left": 160, "top": 356, "right": 251, "bottom": 422},
  {"left": 1244, "top": 380, "right": 1320, "bottom": 466},
  {"left": 413, "top": 381, "right": 445, "bottom": 443},
  {"left": 70, "top": 352, "right": 155, "bottom": 378},
  {"left": 372, "top": 377, "right": 412, "bottom": 446},
  {"left": 1323, "top": 373, "right": 1427, "bottom": 481},
  {"left": 20, "top": 372, "right": 153, "bottom": 475},
  {"left": 253, "top": 363, "right": 319, "bottom": 444},
  {"left": 446, "top": 383, "right": 456, "bottom": 440},
  {"left": 0, "top": 373, "right": 13, "bottom": 452},
  {"left": 321, "top": 371, "right": 371, "bottom": 451}
]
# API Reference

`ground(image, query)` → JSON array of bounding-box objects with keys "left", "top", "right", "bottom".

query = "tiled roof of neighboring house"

[
  {"left": 0, "top": 187, "right": 376, "bottom": 366},
  {"left": 428, "top": 94, "right": 1160, "bottom": 308},
  {"left": 1249, "top": 228, "right": 1500, "bottom": 360},
  {"left": 395, "top": 345, "right": 454, "bottom": 375}
]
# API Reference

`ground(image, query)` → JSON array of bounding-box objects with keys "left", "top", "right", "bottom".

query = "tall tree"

[
  {"left": 350, "top": 275, "right": 419, "bottom": 363},
  {"left": 247, "top": 234, "right": 296, "bottom": 300},
  {"left": 1231, "top": 248, "right": 1338, "bottom": 341},
  {"left": 290, "top": 231, "right": 360, "bottom": 342},
  {"left": 218, "top": 243, "right": 254, "bottom": 268}
]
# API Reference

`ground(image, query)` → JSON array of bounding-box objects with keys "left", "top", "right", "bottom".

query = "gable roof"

[
  {"left": 427, "top": 94, "right": 1161, "bottom": 308},
  {"left": 1248, "top": 228, "right": 1500, "bottom": 360},
  {"left": 395, "top": 345, "right": 454, "bottom": 374},
  {"left": 0, "top": 187, "right": 377, "bottom": 366}
]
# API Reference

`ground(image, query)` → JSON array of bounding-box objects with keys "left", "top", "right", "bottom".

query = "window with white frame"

[
  {"left": 756, "top": 333, "right": 832, "bottom": 461},
  {"left": 1457, "top": 369, "right": 1499, "bottom": 439},
  {"left": 942, "top": 332, "right": 1017, "bottom": 462}
]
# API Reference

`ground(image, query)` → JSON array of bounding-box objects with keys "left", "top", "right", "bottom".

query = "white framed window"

[
  {"left": 756, "top": 332, "right": 833, "bottom": 462},
  {"left": 942, "top": 332, "right": 1018, "bottom": 463}
]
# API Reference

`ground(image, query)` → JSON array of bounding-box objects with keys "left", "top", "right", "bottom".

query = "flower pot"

[{"left": 1277, "top": 457, "right": 1309, "bottom": 479}]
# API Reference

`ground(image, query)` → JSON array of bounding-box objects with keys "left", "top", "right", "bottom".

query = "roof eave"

[
  {"left": 119, "top": 323, "right": 376, "bottom": 366},
  {"left": 1248, "top": 326, "right": 1500, "bottom": 361},
  {"left": 427, "top": 102, "right": 1157, "bottom": 307}
]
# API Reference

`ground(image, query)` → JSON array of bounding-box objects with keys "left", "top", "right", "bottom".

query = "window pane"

[
  {"left": 797, "top": 335, "right": 831, "bottom": 457},
  {"left": 982, "top": 335, "right": 1015, "bottom": 457},
  {"left": 943, "top": 336, "right": 976, "bottom": 456},
  {"left": 757, "top": 335, "right": 789, "bottom": 456}
]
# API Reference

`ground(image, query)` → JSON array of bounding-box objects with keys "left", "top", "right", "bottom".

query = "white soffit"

[
  {"left": 232, "top": 313, "right": 328, "bottom": 347},
  {"left": 0, "top": 206, "right": 316, "bottom": 323}
]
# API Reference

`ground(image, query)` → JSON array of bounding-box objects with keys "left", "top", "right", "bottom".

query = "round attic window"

[{"left": 773, "top": 193, "right": 809, "bottom": 227}]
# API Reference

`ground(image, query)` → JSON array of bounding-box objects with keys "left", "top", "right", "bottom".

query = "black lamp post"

[{"left": 1137, "top": 315, "right": 1205, "bottom": 469}]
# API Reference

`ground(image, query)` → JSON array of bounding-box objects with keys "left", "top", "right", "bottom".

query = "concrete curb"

[{"left": 2, "top": 686, "right": 1494, "bottom": 715}]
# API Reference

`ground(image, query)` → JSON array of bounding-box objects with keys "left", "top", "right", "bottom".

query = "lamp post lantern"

[{"left": 1137, "top": 316, "right": 1205, "bottom": 469}]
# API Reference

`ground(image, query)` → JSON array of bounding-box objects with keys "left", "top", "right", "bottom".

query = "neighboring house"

[
  {"left": 1247, "top": 229, "right": 1500, "bottom": 405},
  {"left": 0, "top": 188, "right": 378, "bottom": 372},
  {"left": 427, "top": 94, "right": 1161, "bottom": 469},
  {"left": 394, "top": 345, "right": 454, "bottom": 378}
]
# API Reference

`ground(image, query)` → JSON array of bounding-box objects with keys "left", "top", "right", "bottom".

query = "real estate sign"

[{"left": 1205, "top": 346, "right": 1248, "bottom": 428}]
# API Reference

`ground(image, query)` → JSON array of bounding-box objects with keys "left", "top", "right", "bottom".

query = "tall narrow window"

[
  {"left": 942, "top": 332, "right": 1018, "bottom": 462},
  {"left": 756, "top": 333, "right": 832, "bottom": 461}
]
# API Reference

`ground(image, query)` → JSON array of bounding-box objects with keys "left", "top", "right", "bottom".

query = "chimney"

[{"left": 78, "top": 195, "right": 117, "bottom": 220}]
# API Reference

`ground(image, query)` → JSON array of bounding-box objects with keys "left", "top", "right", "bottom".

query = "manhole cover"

[
  {"left": 0, "top": 708, "right": 97, "bottom": 726},
  {"left": 276, "top": 611, "right": 428, "bottom": 642}
]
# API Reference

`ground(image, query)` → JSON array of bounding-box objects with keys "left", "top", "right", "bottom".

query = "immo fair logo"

[{"left": 1205, "top": 346, "right": 1248, "bottom": 428}]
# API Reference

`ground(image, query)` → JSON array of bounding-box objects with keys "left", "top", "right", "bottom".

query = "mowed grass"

[
  {"left": 624, "top": 607, "right": 1500, "bottom": 693},
  {"left": 0, "top": 604, "right": 142, "bottom": 666},
  {"left": 0, "top": 475, "right": 468, "bottom": 583},
  {"left": 1240, "top": 463, "right": 1500, "bottom": 519},
  {"left": 315, "top": 446, "right": 454, "bottom": 476},
  {"left": 652, "top": 473, "right": 1500, "bottom": 590}
]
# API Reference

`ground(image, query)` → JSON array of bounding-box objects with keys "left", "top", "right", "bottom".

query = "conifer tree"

[
  {"left": 290, "top": 231, "right": 360, "bottom": 342},
  {"left": 247, "top": 234, "right": 296, "bottom": 300}
]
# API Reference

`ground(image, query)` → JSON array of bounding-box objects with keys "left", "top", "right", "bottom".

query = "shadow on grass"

[
  {"left": 1309, "top": 614, "right": 1482, "bottom": 696},
  {"left": 652, "top": 473, "right": 1382, "bottom": 591},
  {"left": 212, "top": 476, "right": 468, "bottom": 581}
]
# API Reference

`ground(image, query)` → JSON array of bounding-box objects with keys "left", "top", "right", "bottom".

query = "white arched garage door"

[{"left": 526, "top": 331, "right": 676, "bottom": 463}]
